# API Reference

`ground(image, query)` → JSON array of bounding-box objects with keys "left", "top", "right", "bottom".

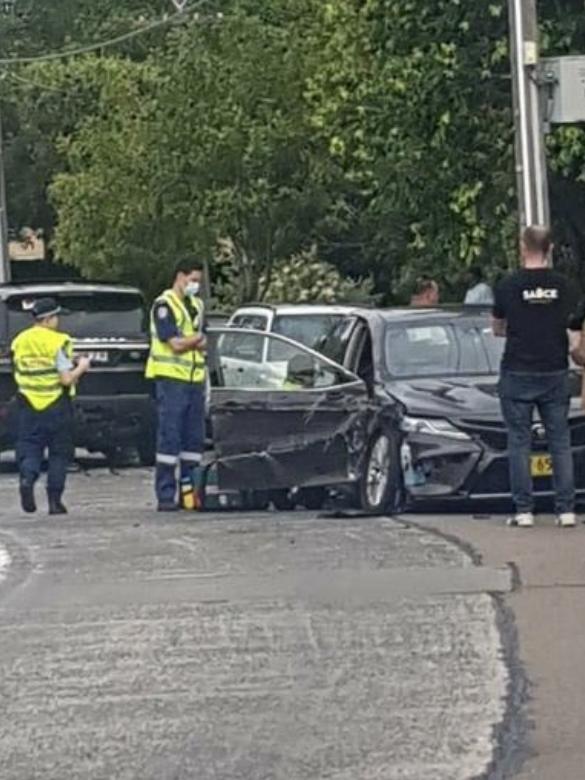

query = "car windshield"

[
  {"left": 385, "top": 320, "right": 504, "bottom": 377},
  {"left": 7, "top": 292, "right": 147, "bottom": 339},
  {"left": 269, "top": 314, "right": 347, "bottom": 361}
]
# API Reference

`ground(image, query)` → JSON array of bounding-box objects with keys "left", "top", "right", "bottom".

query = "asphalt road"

[{"left": 0, "top": 469, "right": 512, "bottom": 780}]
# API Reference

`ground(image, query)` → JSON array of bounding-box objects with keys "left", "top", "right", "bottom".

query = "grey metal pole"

[
  {"left": 508, "top": 0, "right": 550, "bottom": 232},
  {"left": 0, "top": 108, "right": 9, "bottom": 282}
]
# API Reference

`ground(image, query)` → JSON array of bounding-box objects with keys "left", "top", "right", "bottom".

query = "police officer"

[
  {"left": 12, "top": 298, "right": 90, "bottom": 514},
  {"left": 146, "top": 257, "right": 207, "bottom": 512}
]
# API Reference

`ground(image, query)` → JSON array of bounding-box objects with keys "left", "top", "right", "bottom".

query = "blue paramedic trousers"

[
  {"left": 155, "top": 379, "right": 205, "bottom": 505},
  {"left": 16, "top": 395, "right": 73, "bottom": 499}
]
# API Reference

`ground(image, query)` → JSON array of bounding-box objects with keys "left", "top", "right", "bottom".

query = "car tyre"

[
  {"left": 359, "top": 431, "right": 402, "bottom": 515},
  {"left": 271, "top": 489, "right": 296, "bottom": 511},
  {"left": 297, "top": 487, "right": 327, "bottom": 511},
  {"left": 242, "top": 490, "right": 271, "bottom": 511}
]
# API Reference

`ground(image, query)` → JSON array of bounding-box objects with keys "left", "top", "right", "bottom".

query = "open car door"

[{"left": 207, "top": 328, "right": 370, "bottom": 492}]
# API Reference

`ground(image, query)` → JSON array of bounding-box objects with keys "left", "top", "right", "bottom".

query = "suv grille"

[{"left": 78, "top": 371, "right": 150, "bottom": 397}]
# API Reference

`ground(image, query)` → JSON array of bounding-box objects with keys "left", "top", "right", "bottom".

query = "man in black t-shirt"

[{"left": 493, "top": 225, "right": 579, "bottom": 528}]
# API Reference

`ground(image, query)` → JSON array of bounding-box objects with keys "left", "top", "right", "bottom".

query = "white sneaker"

[
  {"left": 556, "top": 512, "right": 576, "bottom": 528},
  {"left": 507, "top": 512, "right": 535, "bottom": 527}
]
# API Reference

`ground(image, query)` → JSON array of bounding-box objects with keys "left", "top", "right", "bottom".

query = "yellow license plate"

[{"left": 531, "top": 454, "right": 553, "bottom": 478}]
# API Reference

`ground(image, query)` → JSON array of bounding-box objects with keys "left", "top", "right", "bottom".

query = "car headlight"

[{"left": 400, "top": 416, "right": 471, "bottom": 441}]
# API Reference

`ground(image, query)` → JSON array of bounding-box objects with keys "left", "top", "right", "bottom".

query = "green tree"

[
  {"left": 7, "top": 0, "right": 585, "bottom": 302},
  {"left": 51, "top": 5, "right": 333, "bottom": 299},
  {"left": 0, "top": 0, "right": 177, "bottom": 246},
  {"left": 304, "top": 0, "right": 516, "bottom": 301}
]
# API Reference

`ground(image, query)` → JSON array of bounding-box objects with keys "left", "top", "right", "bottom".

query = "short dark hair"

[
  {"left": 173, "top": 256, "right": 204, "bottom": 279},
  {"left": 523, "top": 225, "right": 551, "bottom": 256}
]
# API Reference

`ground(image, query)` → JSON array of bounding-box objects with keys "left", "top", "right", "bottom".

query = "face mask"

[{"left": 185, "top": 281, "right": 200, "bottom": 297}]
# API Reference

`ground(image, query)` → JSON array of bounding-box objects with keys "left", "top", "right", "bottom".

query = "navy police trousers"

[
  {"left": 16, "top": 395, "right": 73, "bottom": 500},
  {"left": 155, "top": 379, "right": 205, "bottom": 506}
]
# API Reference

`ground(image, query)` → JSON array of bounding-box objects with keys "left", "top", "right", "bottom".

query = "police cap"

[{"left": 32, "top": 297, "right": 63, "bottom": 320}]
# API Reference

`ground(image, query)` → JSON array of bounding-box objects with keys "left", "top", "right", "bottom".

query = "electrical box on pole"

[{"left": 541, "top": 56, "right": 585, "bottom": 124}]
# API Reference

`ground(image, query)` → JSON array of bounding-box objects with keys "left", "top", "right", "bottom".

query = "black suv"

[{"left": 0, "top": 281, "right": 155, "bottom": 464}]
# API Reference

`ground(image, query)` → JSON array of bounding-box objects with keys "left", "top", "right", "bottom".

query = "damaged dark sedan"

[{"left": 206, "top": 307, "right": 585, "bottom": 513}]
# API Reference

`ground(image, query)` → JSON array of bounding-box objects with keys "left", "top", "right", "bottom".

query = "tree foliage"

[
  {"left": 3, "top": 0, "right": 585, "bottom": 300},
  {"left": 51, "top": 5, "right": 332, "bottom": 299}
]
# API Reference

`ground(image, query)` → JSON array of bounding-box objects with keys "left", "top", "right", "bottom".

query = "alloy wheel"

[{"left": 365, "top": 434, "right": 391, "bottom": 509}]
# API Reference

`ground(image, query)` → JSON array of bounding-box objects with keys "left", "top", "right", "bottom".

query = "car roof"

[
  {"left": 0, "top": 281, "right": 142, "bottom": 299},
  {"left": 232, "top": 304, "right": 361, "bottom": 317},
  {"left": 232, "top": 303, "right": 490, "bottom": 321},
  {"left": 372, "top": 305, "right": 490, "bottom": 321}
]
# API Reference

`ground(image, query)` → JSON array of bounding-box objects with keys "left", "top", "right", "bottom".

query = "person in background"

[
  {"left": 464, "top": 266, "right": 494, "bottom": 305},
  {"left": 568, "top": 299, "right": 585, "bottom": 409},
  {"left": 410, "top": 278, "right": 440, "bottom": 307},
  {"left": 493, "top": 225, "right": 580, "bottom": 528},
  {"left": 146, "top": 258, "right": 207, "bottom": 512},
  {"left": 11, "top": 297, "right": 90, "bottom": 514}
]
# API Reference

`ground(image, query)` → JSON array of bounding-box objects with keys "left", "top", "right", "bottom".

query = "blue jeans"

[
  {"left": 16, "top": 395, "right": 73, "bottom": 499},
  {"left": 499, "top": 370, "right": 575, "bottom": 514},
  {"left": 155, "top": 380, "right": 205, "bottom": 505}
]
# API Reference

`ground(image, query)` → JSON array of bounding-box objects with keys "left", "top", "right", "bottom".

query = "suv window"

[
  {"left": 269, "top": 314, "right": 348, "bottom": 361},
  {"left": 7, "top": 292, "right": 146, "bottom": 339},
  {"left": 231, "top": 313, "right": 269, "bottom": 331}
]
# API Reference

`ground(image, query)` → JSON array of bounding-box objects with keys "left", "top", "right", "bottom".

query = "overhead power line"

[{"left": 0, "top": 1, "right": 212, "bottom": 67}]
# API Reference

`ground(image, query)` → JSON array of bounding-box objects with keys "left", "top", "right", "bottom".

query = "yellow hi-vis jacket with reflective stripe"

[
  {"left": 11, "top": 325, "right": 73, "bottom": 411},
  {"left": 145, "top": 290, "right": 206, "bottom": 384}
]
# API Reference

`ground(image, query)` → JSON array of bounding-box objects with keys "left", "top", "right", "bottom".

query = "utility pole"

[
  {"left": 0, "top": 0, "right": 13, "bottom": 282},
  {"left": 0, "top": 109, "right": 10, "bottom": 283},
  {"left": 508, "top": 0, "right": 550, "bottom": 232}
]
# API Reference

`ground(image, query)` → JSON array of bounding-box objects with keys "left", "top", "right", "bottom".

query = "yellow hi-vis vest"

[
  {"left": 11, "top": 325, "right": 73, "bottom": 411},
  {"left": 145, "top": 290, "right": 206, "bottom": 384}
]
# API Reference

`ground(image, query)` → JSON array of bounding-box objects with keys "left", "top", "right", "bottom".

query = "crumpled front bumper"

[{"left": 401, "top": 431, "right": 585, "bottom": 501}]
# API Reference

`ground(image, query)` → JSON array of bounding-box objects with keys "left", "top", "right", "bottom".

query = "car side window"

[
  {"left": 209, "top": 330, "right": 353, "bottom": 390},
  {"left": 220, "top": 315, "right": 269, "bottom": 364}
]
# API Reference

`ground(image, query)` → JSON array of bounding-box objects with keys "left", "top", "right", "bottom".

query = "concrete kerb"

[{"left": 403, "top": 516, "right": 532, "bottom": 780}]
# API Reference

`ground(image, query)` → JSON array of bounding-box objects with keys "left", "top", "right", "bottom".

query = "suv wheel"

[
  {"left": 270, "top": 489, "right": 295, "bottom": 511},
  {"left": 359, "top": 431, "right": 401, "bottom": 515}
]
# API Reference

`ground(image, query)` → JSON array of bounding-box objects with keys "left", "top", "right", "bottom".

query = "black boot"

[
  {"left": 20, "top": 483, "right": 36, "bottom": 514},
  {"left": 48, "top": 494, "right": 68, "bottom": 515}
]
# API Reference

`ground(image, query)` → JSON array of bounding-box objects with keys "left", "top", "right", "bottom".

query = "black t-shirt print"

[{"left": 493, "top": 268, "right": 570, "bottom": 372}]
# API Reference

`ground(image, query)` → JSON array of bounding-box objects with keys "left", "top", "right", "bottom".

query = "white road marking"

[{"left": 0, "top": 543, "right": 11, "bottom": 583}]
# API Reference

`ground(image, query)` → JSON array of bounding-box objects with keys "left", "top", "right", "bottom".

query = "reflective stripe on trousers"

[
  {"left": 154, "top": 380, "right": 206, "bottom": 505},
  {"left": 156, "top": 453, "right": 179, "bottom": 466}
]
